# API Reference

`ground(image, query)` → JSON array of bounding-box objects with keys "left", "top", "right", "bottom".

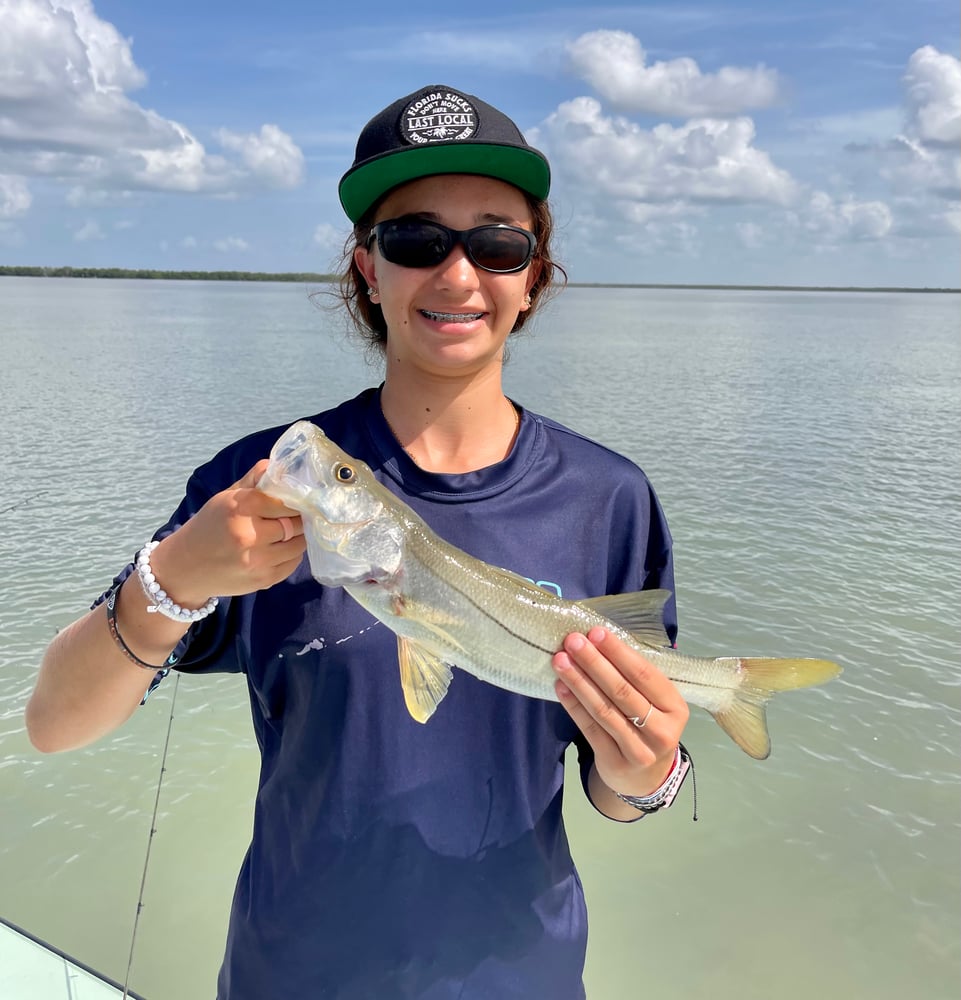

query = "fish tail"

[{"left": 712, "top": 657, "right": 841, "bottom": 760}]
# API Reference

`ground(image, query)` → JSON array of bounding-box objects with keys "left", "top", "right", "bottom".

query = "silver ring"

[{"left": 629, "top": 703, "right": 654, "bottom": 729}]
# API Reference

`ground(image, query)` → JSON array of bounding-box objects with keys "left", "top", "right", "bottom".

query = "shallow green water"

[{"left": 1, "top": 278, "right": 958, "bottom": 999}]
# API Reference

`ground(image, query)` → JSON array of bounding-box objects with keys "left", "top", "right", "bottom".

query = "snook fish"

[{"left": 259, "top": 421, "right": 841, "bottom": 759}]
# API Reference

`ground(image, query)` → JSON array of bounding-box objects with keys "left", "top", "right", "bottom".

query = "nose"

[{"left": 435, "top": 243, "right": 481, "bottom": 291}]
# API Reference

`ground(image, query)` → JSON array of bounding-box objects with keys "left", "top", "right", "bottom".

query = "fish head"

[{"left": 258, "top": 420, "right": 404, "bottom": 587}]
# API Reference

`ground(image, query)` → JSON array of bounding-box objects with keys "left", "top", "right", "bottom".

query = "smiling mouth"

[{"left": 420, "top": 310, "right": 485, "bottom": 323}]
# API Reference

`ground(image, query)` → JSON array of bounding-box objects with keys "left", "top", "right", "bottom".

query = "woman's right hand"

[{"left": 149, "top": 460, "right": 306, "bottom": 606}]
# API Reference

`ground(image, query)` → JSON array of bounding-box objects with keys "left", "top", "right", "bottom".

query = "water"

[{"left": 1, "top": 277, "right": 958, "bottom": 999}]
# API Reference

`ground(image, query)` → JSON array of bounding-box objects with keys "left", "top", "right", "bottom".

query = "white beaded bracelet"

[{"left": 136, "top": 540, "right": 219, "bottom": 623}]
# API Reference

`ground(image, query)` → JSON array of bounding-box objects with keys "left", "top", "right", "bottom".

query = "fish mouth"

[
  {"left": 420, "top": 309, "right": 485, "bottom": 323},
  {"left": 312, "top": 507, "right": 375, "bottom": 537}
]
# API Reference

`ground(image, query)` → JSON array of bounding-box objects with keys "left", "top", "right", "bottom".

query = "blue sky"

[{"left": 1, "top": 0, "right": 958, "bottom": 286}]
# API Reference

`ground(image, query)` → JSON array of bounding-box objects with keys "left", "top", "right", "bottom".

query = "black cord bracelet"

[{"left": 104, "top": 585, "right": 170, "bottom": 671}]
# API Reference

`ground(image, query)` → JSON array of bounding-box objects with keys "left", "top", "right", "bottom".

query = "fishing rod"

[
  {"left": 122, "top": 671, "right": 181, "bottom": 999},
  {"left": 0, "top": 490, "right": 48, "bottom": 515}
]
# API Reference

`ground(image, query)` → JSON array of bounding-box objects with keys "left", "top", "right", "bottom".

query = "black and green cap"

[{"left": 338, "top": 85, "right": 551, "bottom": 223}]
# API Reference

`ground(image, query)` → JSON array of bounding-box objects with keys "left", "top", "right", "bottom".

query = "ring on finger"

[
  {"left": 629, "top": 703, "right": 654, "bottom": 729},
  {"left": 277, "top": 516, "right": 295, "bottom": 543}
]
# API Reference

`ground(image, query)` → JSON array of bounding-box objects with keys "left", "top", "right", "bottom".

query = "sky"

[{"left": 0, "top": 0, "right": 958, "bottom": 286}]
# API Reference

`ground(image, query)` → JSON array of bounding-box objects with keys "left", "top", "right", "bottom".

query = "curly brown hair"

[{"left": 334, "top": 192, "right": 566, "bottom": 352}]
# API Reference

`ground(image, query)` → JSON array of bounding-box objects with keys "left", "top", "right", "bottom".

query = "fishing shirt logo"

[{"left": 400, "top": 91, "right": 477, "bottom": 144}]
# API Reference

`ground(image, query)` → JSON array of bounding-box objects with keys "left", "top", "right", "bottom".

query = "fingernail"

[{"left": 566, "top": 634, "right": 585, "bottom": 653}]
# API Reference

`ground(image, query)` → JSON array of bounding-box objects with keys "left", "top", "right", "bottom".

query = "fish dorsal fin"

[
  {"left": 577, "top": 589, "right": 673, "bottom": 647},
  {"left": 397, "top": 637, "right": 454, "bottom": 724}
]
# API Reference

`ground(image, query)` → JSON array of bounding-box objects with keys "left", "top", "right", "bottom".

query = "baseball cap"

[{"left": 338, "top": 85, "right": 551, "bottom": 223}]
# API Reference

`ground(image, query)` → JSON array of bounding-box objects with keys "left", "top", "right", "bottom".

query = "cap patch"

[{"left": 400, "top": 91, "right": 477, "bottom": 145}]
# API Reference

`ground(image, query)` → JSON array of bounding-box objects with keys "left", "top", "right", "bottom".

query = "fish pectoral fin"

[
  {"left": 397, "top": 600, "right": 469, "bottom": 653},
  {"left": 577, "top": 589, "right": 673, "bottom": 647},
  {"left": 397, "top": 637, "right": 454, "bottom": 724}
]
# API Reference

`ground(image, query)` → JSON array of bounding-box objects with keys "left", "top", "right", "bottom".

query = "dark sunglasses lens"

[
  {"left": 376, "top": 221, "right": 534, "bottom": 272},
  {"left": 379, "top": 222, "right": 451, "bottom": 268},
  {"left": 466, "top": 228, "right": 533, "bottom": 272}
]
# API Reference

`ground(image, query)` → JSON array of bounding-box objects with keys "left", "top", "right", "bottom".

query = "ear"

[
  {"left": 354, "top": 243, "right": 378, "bottom": 291},
  {"left": 519, "top": 259, "right": 542, "bottom": 311}
]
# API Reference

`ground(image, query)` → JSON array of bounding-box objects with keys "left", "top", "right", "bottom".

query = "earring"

[
  {"left": 367, "top": 287, "right": 379, "bottom": 301},
  {"left": 523, "top": 293, "right": 532, "bottom": 307}
]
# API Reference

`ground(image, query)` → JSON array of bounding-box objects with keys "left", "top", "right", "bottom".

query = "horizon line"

[{"left": 0, "top": 265, "right": 957, "bottom": 294}]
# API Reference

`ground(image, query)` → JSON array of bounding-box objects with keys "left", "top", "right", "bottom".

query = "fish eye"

[{"left": 334, "top": 463, "right": 356, "bottom": 483}]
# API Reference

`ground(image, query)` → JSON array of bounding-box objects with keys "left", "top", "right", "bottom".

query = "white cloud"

[
  {"left": 181, "top": 235, "right": 197, "bottom": 248},
  {"left": 620, "top": 200, "right": 698, "bottom": 226},
  {"left": 902, "top": 45, "right": 961, "bottom": 147},
  {"left": 794, "top": 191, "right": 893, "bottom": 244},
  {"left": 312, "top": 222, "right": 344, "bottom": 249},
  {"left": 214, "top": 236, "right": 249, "bottom": 253},
  {"left": 66, "top": 186, "right": 106, "bottom": 207},
  {"left": 834, "top": 47, "right": 960, "bottom": 241},
  {"left": 0, "top": 175, "right": 32, "bottom": 217},
  {"left": 566, "top": 30, "right": 781, "bottom": 118},
  {"left": 531, "top": 97, "right": 797, "bottom": 207},
  {"left": 0, "top": 0, "right": 306, "bottom": 196},
  {"left": 0, "top": 0, "right": 145, "bottom": 102},
  {"left": 73, "top": 219, "right": 104, "bottom": 241},
  {"left": 877, "top": 134, "right": 960, "bottom": 201},
  {"left": 536, "top": 42, "right": 958, "bottom": 261},
  {"left": 129, "top": 127, "right": 216, "bottom": 193},
  {"left": 215, "top": 124, "right": 306, "bottom": 189}
]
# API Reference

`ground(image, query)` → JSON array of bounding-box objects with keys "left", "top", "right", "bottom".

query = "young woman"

[{"left": 27, "top": 85, "right": 690, "bottom": 999}]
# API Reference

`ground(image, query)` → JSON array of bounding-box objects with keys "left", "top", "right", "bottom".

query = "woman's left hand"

[{"left": 552, "top": 627, "right": 689, "bottom": 804}]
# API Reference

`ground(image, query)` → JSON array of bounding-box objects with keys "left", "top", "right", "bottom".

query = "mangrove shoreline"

[{"left": 0, "top": 265, "right": 956, "bottom": 294}]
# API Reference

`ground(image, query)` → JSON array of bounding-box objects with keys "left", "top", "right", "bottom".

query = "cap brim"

[{"left": 339, "top": 143, "right": 551, "bottom": 223}]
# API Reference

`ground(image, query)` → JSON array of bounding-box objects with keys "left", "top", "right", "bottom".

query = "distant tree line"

[
  {"left": 0, "top": 265, "right": 336, "bottom": 282},
  {"left": 1, "top": 265, "right": 955, "bottom": 293}
]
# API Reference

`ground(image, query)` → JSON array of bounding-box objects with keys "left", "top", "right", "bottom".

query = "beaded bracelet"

[
  {"left": 104, "top": 585, "right": 170, "bottom": 671},
  {"left": 614, "top": 744, "right": 693, "bottom": 814},
  {"left": 136, "top": 540, "right": 219, "bottom": 623}
]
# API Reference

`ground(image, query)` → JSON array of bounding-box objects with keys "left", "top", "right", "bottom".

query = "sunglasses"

[{"left": 368, "top": 218, "right": 537, "bottom": 274}]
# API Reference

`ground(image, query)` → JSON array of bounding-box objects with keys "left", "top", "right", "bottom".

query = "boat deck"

[{"left": 0, "top": 917, "right": 146, "bottom": 999}]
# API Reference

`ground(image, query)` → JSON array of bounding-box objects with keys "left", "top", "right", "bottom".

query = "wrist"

[
  {"left": 630, "top": 749, "right": 679, "bottom": 797},
  {"left": 109, "top": 576, "right": 189, "bottom": 667},
  {"left": 141, "top": 537, "right": 218, "bottom": 620},
  {"left": 613, "top": 744, "right": 692, "bottom": 815}
]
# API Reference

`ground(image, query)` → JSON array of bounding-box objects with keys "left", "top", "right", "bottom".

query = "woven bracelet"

[{"left": 614, "top": 744, "right": 692, "bottom": 814}]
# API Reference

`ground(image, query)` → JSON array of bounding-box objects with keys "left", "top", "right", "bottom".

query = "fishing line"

[{"left": 122, "top": 670, "right": 181, "bottom": 999}]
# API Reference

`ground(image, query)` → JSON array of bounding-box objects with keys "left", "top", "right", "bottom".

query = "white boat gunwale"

[{"left": 0, "top": 915, "right": 149, "bottom": 999}]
